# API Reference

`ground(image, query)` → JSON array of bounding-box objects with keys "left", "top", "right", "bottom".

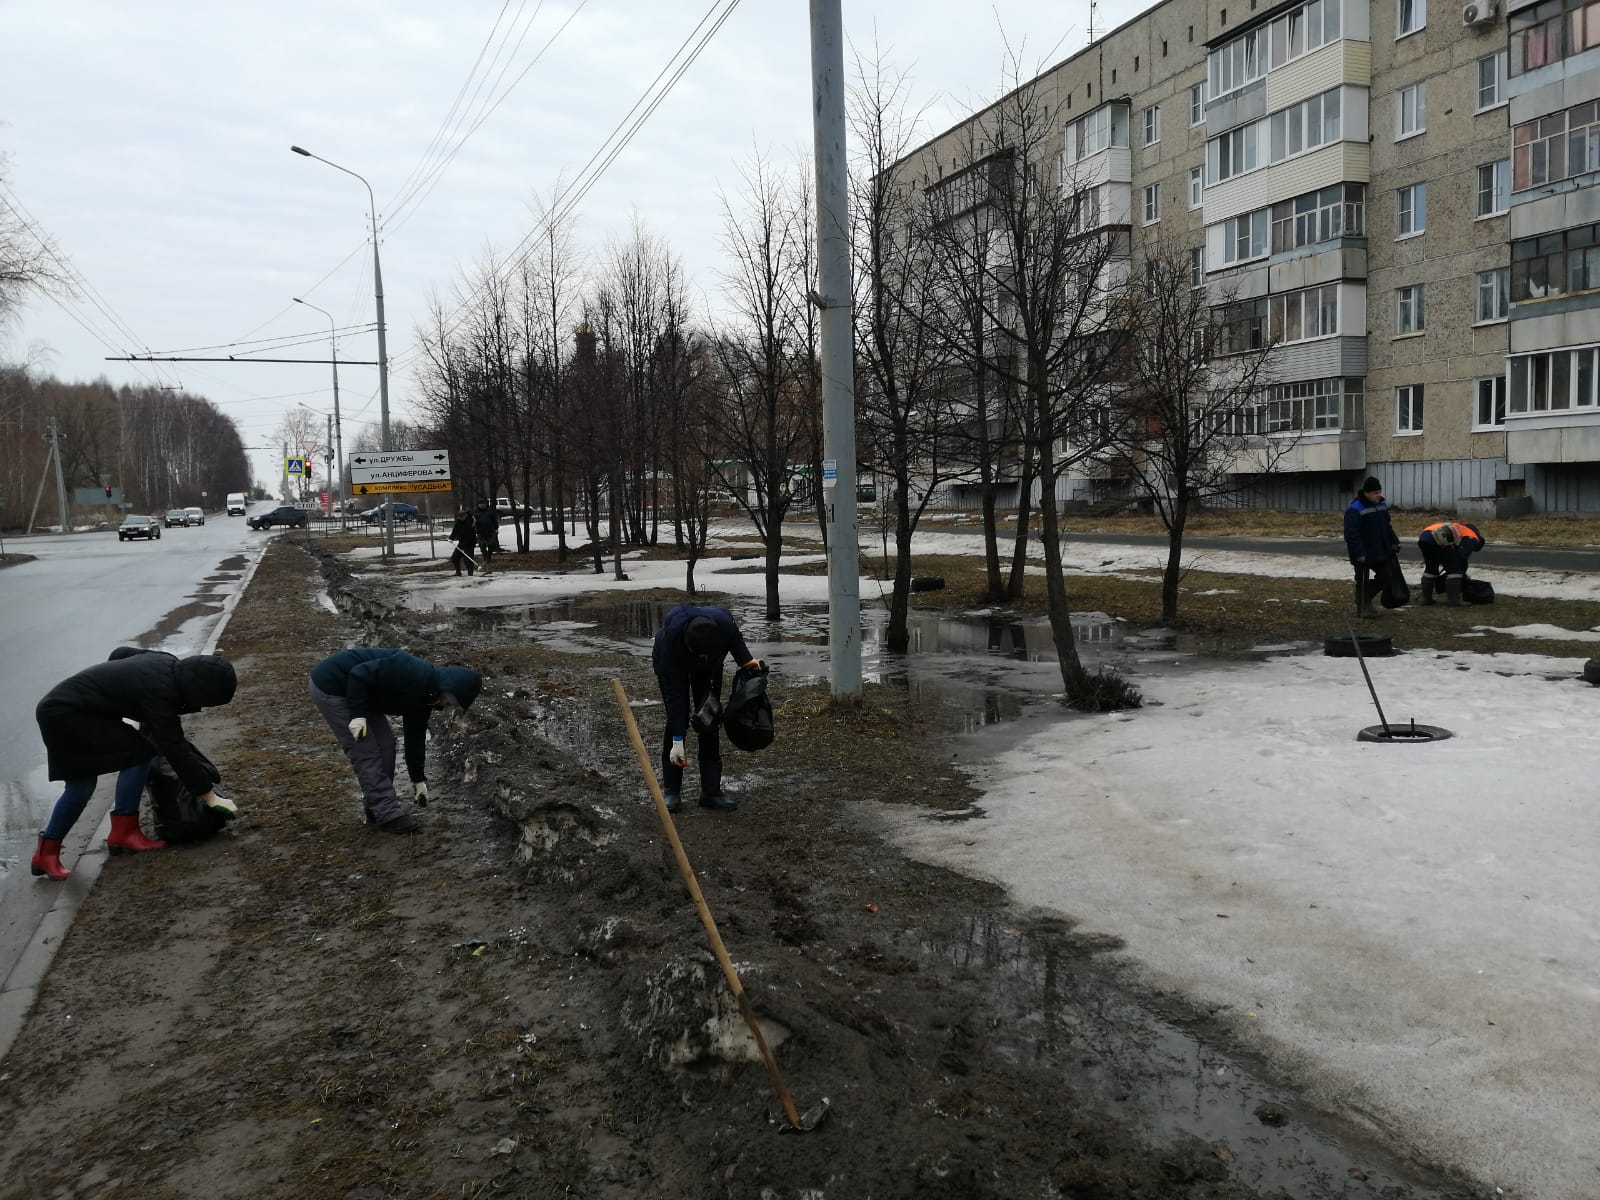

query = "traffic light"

[{"left": 104, "top": 486, "right": 112, "bottom": 499}]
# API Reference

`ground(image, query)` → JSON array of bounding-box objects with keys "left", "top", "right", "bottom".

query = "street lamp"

[
  {"left": 290, "top": 144, "right": 393, "bottom": 556},
  {"left": 293, "top": 297, "right": 343, "bottom": 523}
]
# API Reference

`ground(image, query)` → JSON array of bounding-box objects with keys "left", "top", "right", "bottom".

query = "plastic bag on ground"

[{"left": 723, "top": 664, "right": 774, "bottom": 752}]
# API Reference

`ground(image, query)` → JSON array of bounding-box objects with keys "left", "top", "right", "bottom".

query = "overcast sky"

[{"left": 4, "top": 0, "right": 1149, "bottom": 493}]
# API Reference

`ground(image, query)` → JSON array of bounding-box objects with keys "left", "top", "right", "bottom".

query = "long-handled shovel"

[{"left": 609, "top": 679, "right": 825, "bottom": 1132}]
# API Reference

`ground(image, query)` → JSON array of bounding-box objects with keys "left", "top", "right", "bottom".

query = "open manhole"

[{"left": 1357, "top": 722, "right": 1452, "bottom": 744}]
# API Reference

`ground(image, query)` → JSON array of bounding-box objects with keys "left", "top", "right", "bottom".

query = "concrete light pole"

[
  {"left": 293, "top": 297, "right": 343, "bottom": 522},
  {"left": 290, "top": 145, "right": 393, "bottom": 555},
  {"left": 809, "top": 0, "right": 861, "bottom": 700}
]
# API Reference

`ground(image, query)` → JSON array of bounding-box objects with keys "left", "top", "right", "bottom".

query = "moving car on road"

[
  {"left": 247, "top": 506, "right": 309, "bottom": 530},
  {"left": 119, "top": 516, "right": 162, "bottom": 541},
  {"left": 226, "top": 491, "right": 247, "bottom": 516},
  {"left": 164, "top": 509, "right": 192, "bottom": 528},
  {"left": 185, "top": 506, "right": 206, "bottom": 526}
]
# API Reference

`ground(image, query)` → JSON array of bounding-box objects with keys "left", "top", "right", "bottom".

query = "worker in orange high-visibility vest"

[{"left": 1417, "top": 521, "right": 1485, "bottom": 607}]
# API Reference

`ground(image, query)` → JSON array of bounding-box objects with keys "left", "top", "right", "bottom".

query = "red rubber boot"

[
  {"left": 31, "top": 836, "right": 70, "bottom": 881},
  {"left": 107, "top": 814, "right": 165, "bottom": 854}
]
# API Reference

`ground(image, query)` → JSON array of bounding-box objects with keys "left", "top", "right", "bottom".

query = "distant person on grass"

[
  {"left": 32, "top": 648, "right": 238, "bottom": 881},
  {"left": 1417, "top": 520, "right": 1485, "bottom": 607},
  {"left": 651, "top": 604, "right": 761, "bottom": 814},
  {"left": 472, "top": 500, "right": 499, "bottom": 570},
  {"left": 308, "top": 648, "right": 482, "bottom": 835},
  {"left": 1343, "top": 476, "right": 1400, "bottom": 620},
  {"left": 449, "top": 508, "right": 478, "bottom": 577}
]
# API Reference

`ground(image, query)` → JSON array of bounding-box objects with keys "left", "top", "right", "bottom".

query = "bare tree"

[{"left": 0, "top": 155, "right": 67, "bottom": 332}]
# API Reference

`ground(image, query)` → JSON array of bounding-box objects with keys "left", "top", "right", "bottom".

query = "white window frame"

[
  {"left": 1476, "top": 267, "right": 1510, "bottom": 323},
  {"left": 1142, "top": 183, "right": 1162, "bottom": 224},
  {"left": 1222, "top": 209, "right": 1270, "bottom": 264},
  {"left": 1397, "top": 82, "right": 1426, "bottom": 139},
  {"left": 1398, "top": 0, "right": 1426, "bottom": 38},
  {"left": 1396, "top": 384, "right": 1425, "bottom": 434},
  {"left": 1189, "top": 166, "right": 1203, "bottom": 209},
  {"left": 1191, "top": 246, "right": 1205, "bottom": 288},
  {"left": 1396, "top": 183, "right": 1427, "bottom": 238},
  {"left": 1396, "top": 284, "right": 1427, "bottom": 335},
  {"left": 1144, "top": 105, "right": 1162, "bottom": 146},
  {"left": 1190, "top": 83, "right": 1205, "bottom": 126},
  {"left": 1476, "top": 160, "right": 1510, "bottom": 218},
  {"left": 1477, "top": 51, "right": 1508, "bottom": 112},
  {"left": 1474, "top": 376, "right": 1508, "bottom": 429}
]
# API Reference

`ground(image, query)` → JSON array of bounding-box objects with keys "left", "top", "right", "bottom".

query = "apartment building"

[{"left": 894, "top": 0, "right": 1600, "bottom": 513}]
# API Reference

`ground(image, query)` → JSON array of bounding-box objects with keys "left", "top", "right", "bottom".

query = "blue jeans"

[{"left": 42, "top": 763, "right": 151, "bottom": 841}]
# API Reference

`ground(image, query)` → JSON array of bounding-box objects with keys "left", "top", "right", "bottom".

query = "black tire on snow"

[
  {"left": 1582, "top": 658, "right": 1600, "bottom": 686},
  {"left": 1324, "top": 633, "right": 1395, "bottom": 658},
  {"left": 910, "top": 576, "right": 946, "bottom": 592}
]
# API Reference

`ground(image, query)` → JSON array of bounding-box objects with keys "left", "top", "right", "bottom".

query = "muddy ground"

[{"left": 0, "top": 538, "right": 1485, "bottom": 1199}]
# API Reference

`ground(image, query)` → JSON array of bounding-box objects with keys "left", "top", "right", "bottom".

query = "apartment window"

[
  {"left": 1223, "top": 209, "right": 1270, "bottom": 262},
  {"left": 1476, "top": 268, "right": 1510, "bottom": 322},
  {"left": 1220, "top": 297, "right": 1269, "bottom": 353},
  {"left": 1189, "top": 166, "right": 1203, "bottom": 208},
  {"left": 1510, "top": 346, "right": 1600, "bottom": 411},
  {"left": 1191, "top": 247, "right": 1205, "bottom": 287},
  {"left": 1510, "top": 0, "right": 1600, "bottom": 76},
  {"left": 1398, "top": 0, "right": 1426, "bottom": 36},
  {"left": 1477, "top": 51, "right": 1508, "bottom": 109},
  {"left": 1397, "top": 83, "right": 1426, "bottom": 138},
  {"left": 1476, "top": 160, "right": 1510, "bottom": 216},
  {"left": 1207, "top": 26, "right": 1267, "bottom": 98},
  {"left": 1269, "top": 87, "right": 1343, "bottom": 160},
  {"left": 1268, "top": 0, "right": 1342, "bottom": 66},
  {"left": 1475, "top": 376, "right": 1508, "bottom": 428},
  {"left": 1270, "top": 283, "right": 1340, "bottom": 343},
  {"left": 1206, "top": 124, "right": 1260, "bottom": 183},
  {"left": 1190, "top": 83, "right": 1205, "bottom": 125},
  {"left": 1396, "top": 384, "right": 1425, "bottom": 433},
  {"left": 1396, "top": 284, "right": 1426, "bottom": 334},
  {"left": 1511, "top": 223, "right": 1600, "bottom": 302},
  {"left": 1143, "top": 183, "right": 1162, "bottom": 223},
  {"left": 1512, "top": 100, "right": 1600, "bottom": 191},
  {"left": 1144, "top": 260, "right": 1161, "bottom": 295},
  {"left": 1143, "top": 105, "right": 1162, "bottom": 145},
  {"left": 1396, "top": 183, "right": 1427, "bottom": 237},
  {"left": 1064, "top": 104, "right": 1129, "bottom": 164},
  {"left": 1269, "top": 183, "right": 1365, "bottom": 252},
  {"left": 1267, "top": 377, "right": 1362, "bottom": 432}
]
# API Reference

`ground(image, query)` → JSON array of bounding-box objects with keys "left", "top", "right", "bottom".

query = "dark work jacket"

[
  {"left": 1343, "top": 497, "right": 1400, "bottom": 565},
  {"left": 651, "top": 605, "right": 752, "bottom": 740},
  {"left": 36, "top": 648, "right": 237, "bottom": 794},
  {"left": 311, "top": 648, "right": 440, "bottom": 782},
  {"left": 472, "top": 506, "right": 497, "bottom": 540},
  {"left": 449, "top": 515, "right": 477, "bottom": 552},
  {"left": 1418, "top": 521, "right": 1484, "bottom": 575}
]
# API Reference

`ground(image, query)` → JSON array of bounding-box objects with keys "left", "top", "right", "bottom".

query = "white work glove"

[
  {"left": 203, "top": 792, "right": 238, "bottom": 819},
  {"left": 413, "top": 781, "right": 429, "bottom": 807},
  {"left": 348, "top": 717, "right": 368, "bottom": 740},
  {"left": 669, "top": 738, "right": 687, "bottom": 767}
]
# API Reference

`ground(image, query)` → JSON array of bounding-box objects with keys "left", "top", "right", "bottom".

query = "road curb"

[{"left": 0, "top": 540, "right": 269, "bottom": 1067}]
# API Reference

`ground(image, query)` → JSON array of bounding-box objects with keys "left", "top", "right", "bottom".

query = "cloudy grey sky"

[{"left": 4, "top": 0, "right": 1147, "bottom": 491}]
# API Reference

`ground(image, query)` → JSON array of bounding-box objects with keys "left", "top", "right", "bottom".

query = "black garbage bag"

[
  {"left": 691, "top": 693, "right": 723, "bottom": 736},
  {"left": 1379, "top": 557, "right": 1411, "bottom": 609},
  {"left": 1465, "top": 577, "right": 1495, "bottom": 605},
  {"left": 723, "top": 663, "right": 774, "bottom": 752},
  {"left": 146, "top": 743, "right": 227, "bottom": 843}
]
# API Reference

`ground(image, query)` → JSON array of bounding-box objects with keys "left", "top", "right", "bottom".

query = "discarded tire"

[
  {"left": 1357, "top": 723, "right": 1453, "bottom": 743},
  {"left": 910, "top": 576, "right": 946, "bottom": 592},
  {"left": 1324, "top": 633, "right": 1395, "bottom": 658},
  {"left": 1583, "top": 658, "right": 1600, "bottom": 686}
]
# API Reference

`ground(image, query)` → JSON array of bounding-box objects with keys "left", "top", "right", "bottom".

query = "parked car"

[
  {"left": 359, "top": 501, "right": 419, "bottom": 523},
  {"left": 185, "top": 506, "right": 206, "bottom": 526},
  {"left": 164, "top": 508, "right": 192, "bottom": 528},
  {"left": 494, "top": 497, "right": 531, "bottom": 519},
  {"left": 247, "top": 506, "right": 309, "bottom": 530},
  {"left": 119, "top": 515, "right": 162, "bottom": 541}
]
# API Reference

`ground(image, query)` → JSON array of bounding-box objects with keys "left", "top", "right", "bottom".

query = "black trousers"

[
  {"left": 1418, "top": 546, "right": 1464, "bottom": 579},
  {"left": 658, "top": 668, "right": 723, "bottom": 798}
]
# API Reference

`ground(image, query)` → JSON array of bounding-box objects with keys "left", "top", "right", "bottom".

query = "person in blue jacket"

[
  {"left": 651, "top": 604, "right": 760, "bottom": 814},
  {"left": 1343, "top": 476, "right": 1400, "bottom": 619},
  {"left": 1417, "top": 520, "right": 1485, "bottom": 607},
  {"left": 308, "top": 648, "right": 482, "bottom": 834}
]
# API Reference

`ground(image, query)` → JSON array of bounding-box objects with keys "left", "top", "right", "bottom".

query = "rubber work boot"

[
  {"left": 31, "top": 835, "right": 70, "bottom": 881},
  {"left": 377, "top": 813, "right": 419, "bottom": 835},
  {"left": 699, "top": 793, "right": 737, "bottom": 813},
  {"left": 107, "top": 814, "right": 166, "bottom": 854},
  {"left": 1418, "top": 576, "right": 1436, "bottom": 605},
  {"left": 1355, "top": 584, "right": 1379, "bottom": 619},
  {"left": 1444, "top": 575, "right": 1465, "bottom": 607},
  {"left": 663, "top": 791, "right": 682, "bottom": 815}
]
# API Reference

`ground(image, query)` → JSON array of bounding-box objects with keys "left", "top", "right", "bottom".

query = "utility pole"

[
  {"left": 48, "top": 416, "right": 71, "bottom": 534},
  {"left": 810, "top": 0, "right": 861, "bottom": 700}
]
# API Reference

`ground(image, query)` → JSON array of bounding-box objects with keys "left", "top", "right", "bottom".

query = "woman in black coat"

[
  {"left": 448, "top": 508, "right": 478, "bottom": 576},
  {"left": 31, "top": 648, "right": 238, "bottom": 881}
]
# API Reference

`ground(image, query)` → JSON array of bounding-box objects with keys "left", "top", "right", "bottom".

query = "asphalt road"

[{"left": 0, "top": 509, "right": 268, "bottom": 988}]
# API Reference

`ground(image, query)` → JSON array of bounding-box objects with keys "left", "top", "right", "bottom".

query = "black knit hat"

[{"left": 1360, "top": 476, "right": 1383, "bottom": 494}]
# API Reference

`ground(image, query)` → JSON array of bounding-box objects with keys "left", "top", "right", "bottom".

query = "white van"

[{"left": 226, "top": 492, "right": 247, "bottom": 516}]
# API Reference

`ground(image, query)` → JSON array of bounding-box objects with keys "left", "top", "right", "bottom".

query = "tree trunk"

[
  {"left": 887, "top": 477, "right": 914, "bottom": 653},
  {"left": 1035, "top": 437, "right": 1090, "bottom": 700},
  {"left": 1006, "top": 439, "right": 1036, "bottom": 601},
  {"left": 1162, "top": 495, "right": 1189, "bottom": 623}
]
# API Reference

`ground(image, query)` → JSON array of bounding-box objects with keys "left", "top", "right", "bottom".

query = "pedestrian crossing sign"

[{"left": 285, "top": 457, "right": 306, "bottom": 476}]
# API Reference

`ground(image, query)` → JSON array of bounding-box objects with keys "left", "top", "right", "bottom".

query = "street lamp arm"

[{"left": 289, "top": 146, "right": 376, "bottom": 217}]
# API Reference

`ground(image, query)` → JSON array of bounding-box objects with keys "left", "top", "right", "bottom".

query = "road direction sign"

[
  {"left": 348, "top": 449, "right": 451, "bottom": 471},
  {"left": 349, "top": 448, "right": 452, "bottom": 488},
  {"left": 352, "top": 479, "right": 453, "bottom": 496}
]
